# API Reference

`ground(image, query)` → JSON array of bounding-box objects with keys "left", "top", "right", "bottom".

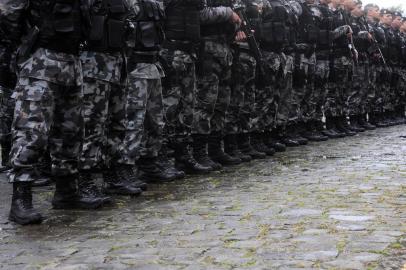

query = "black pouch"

[
  {"left": 273, "top": 22, "right": 287, "bottom": 44},
  {"left": 89, "top": 15, "right": 106, "bottom": 41},
  {"left": 260, "top": 22, "right": 274, "bottom": 43},
  {"left": 307, "top": 27, "right": 318, "bottom": 43},
  {"left": 139, "top": 22, "right": 157, "bottom": 48},
  {"left": 53, "top": 3, "right": 74, "bottom": 32},
  {"left": 108, "top": 19, "right": 125, "bottom": 48}
]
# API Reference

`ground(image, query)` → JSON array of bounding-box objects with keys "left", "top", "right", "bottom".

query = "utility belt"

[
  {"left": 260, "top": 43, "right": 284, "bottom": 53},
  {"left": 128, "top": 51, "right": 159, "bottom": 64},
  {"left": 86, "top": 45, "right": 122, "bottom": 54},
  {"left": 333, "top": 48, "right": 351, "bottom": 58},
  {"left": 163, "top": 40, "right": 197, "bottom": 55},
  {"left": 37, "top": 38, "right": 80, "bottom": 55}
]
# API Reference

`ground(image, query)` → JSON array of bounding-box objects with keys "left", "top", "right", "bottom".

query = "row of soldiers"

[{"left": 0, "top": 0, "right": 405, "bottom": 225}]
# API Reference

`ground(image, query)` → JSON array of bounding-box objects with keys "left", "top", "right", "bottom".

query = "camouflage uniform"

[
  {"left": 79, "top": 51, "right": 126, "bottom": 170},
  {"left": 8, "top": 48, "right": 84, "bottom": 182},
  {"left": 227, "top": 48, "right": 256, "bottom": 135},
  {"left": 192, "top": 4, "right": 234, "bottom": 135}
]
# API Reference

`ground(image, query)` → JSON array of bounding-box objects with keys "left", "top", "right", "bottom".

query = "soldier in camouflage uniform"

[
  {"left": 159, "top": 0, "right": 212, "bottom": 174},
  {"left": 323, "top": 0, "right": 356, "bottom": 137},
  {"left": 119, "top": 0, "right": 181, "bottom": 183},
  {"left": 78, "top": 0, "right": 144, "bottom": 201},
  {"left": 388, "top": 12, "right": 405, "bottom": 125},
  {"left": 191, "top": 1, "right": 243, "bottom": 168},
  {"left": 364, "top": 4, "right": 387, "bottom": 128},
  {"left": 295, "top": 0, "right": 329, "bottom": 142},
  {"left": 347, "top": 1, "right": 373, "bottom": 132},
  {"left": 1, "top": 0, "right": 105, "bottom": 225},
  {"left": 224, "top": 0, "right": 272, "bottom": 160}
]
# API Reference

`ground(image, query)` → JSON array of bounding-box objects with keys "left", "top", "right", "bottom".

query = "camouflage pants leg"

[
  {"left": 208, "top": 43, "right": 232, "bottom": 135},
  {"left": 391, "top": 67, "right": 402, "bottom": 110},
  {"left": 9, "top": 77, "right": 83, "bottom": 182},
  {"left": 79, "top": 79, "right": 126, "bottom": 169},
  {"left": 349, "top": 62, "right": 369, "bottom": 116},
  {"left": 309, "top": 58, "right": 330, "bottom": 122},
  {"left": 254, "top": 51, "right": 282, "bottom": 132},
  {"left": 160, "top": 49, "right": 195, "bottom": 144},
  {"left": 79, "top": 79, "right": 111, "bottom": 170},
  {"left": 326, "top": 56, "right": 351, "bottom": 117},
  {"left": 237, "top": 51, "right": 256, "bottom": 134},
  {"left": 366, "top": 64, "right": 377, "bottom": 114},
  {"left": 118, "top": 66, "right": 164, "bottom": 164},
  {"left": 277, "top": 53, "right": 294, "bottom": 127},
  {"left": 0, "top": 86, "right": 14, "bottom": 143}
]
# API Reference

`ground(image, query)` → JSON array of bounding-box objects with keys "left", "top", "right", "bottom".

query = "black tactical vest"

[
  {"left": 350, "top": 17, "right": 370, "bottom": 53},
  {"left": 87, "top": 0, "right": 129, "bottom": 52},
  {"left": 332, "top": 9, "right": 350, "bottom": 50},
  {"left": 317, "top": 4, "right": 334, "bottom": 50},
  {"left": 29, "top": 0, "right": 88, "bottom": 54},
  {"left": 164, "top": 0, "right": 202, "bottom": 42},
  {"left": 260, "top": 0, "right": 297, "bottom": 50},
  {"left": 126, "top": 0, "right": 165, "bottom": 52},
  {"left": 200, "top": 0, "right": 235, "bottom": 39},
  {"left": 298, "top": 3, "right": 318, "bottom": 44},
  {"left": 387, "top": 29, "right": 402, "bottom": 63}
]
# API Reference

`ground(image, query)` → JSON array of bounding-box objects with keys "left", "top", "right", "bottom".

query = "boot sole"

[
  {"left": 103, "top": 188, "right": 143, "bottom": 196},
  {"left": 9, "top": 213, "right": 43, "bottom": 225},
  {"left": 52, "top": 201, "right": 104, "bottom": 210}
]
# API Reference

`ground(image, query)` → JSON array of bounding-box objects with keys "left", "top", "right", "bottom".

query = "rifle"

[
  {"left": 361, "top": 16, "right": 387, "bottom": 67},
  {"left": 232, "top": 1, "right": 264, "bottom": 77},
  {"left": 340, "top": 9, "right": 358, "bottom": 64}
]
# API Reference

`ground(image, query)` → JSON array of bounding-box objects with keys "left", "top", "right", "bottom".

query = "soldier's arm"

[
  {"left": 332, "top": 25, "right": 352, "bottom": 40},
  {"left": 200, "top": 6, "right": 233, "bottom": 25},
  {"left": 0, "top": 0, "right": 27, "bottom": 48}
]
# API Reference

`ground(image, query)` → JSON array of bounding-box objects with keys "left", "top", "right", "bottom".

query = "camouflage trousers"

[
  {"left": 0, "top": 86, "right": 14, "bottom": 143},
  {"left": 8, "top": 48, "right": 83, "bottom": 182},
  {"left": 371, "top": 65, "right": 387, "bottom": 113},
  {"left": 365, "top": 64, "right": 378, "bottom": 114},
  {"left": 292, "top": 52, "right": 316, "bottom": 123},
  {"left": 308, "top": 55, "right": 330, "bottom": 122},
  {"left": 254, "top": 50, "right": 283, "bottom": 132},
  {"left": 160, "top": 49, "right": 195, "bottom": 144},
  {"left": 390, "top": 66, "right": 402, "bottom": 110},
  {"left": 325, "top": 55, "right": 352, "bottom": 117},
  {"left": 399, "top": 67, "right": 406, "bottom": 107},
  {"left": 225, "top": 48, "right": 256, "bottom": 134},
  {"left": 117, "top": 62, "right": 165, "bottom": 164},
  {"left": 79, "top": 51, "right": 126, "bottom": 170},
  {"left": 349, "top": 60, "right": 370, "bottom": 116},
  {"left": 277, "top": 52, "right": 294, "bottom": 128},
  {"left": 192, "top": 39, "right": 232, "bottom": 135}
]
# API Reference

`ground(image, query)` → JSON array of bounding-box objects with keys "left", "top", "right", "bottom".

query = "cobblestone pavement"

[{"left": 0, "top": 126, "right": 405, "bottom": 270}]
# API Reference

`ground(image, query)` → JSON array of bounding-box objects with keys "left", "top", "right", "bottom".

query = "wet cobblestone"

[{"left": 0, "top": 126, "right": 405, "bottom": 269}]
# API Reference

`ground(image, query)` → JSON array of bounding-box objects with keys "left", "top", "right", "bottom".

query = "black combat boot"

[
  {"left": 78, "top": 171, "right": 111, "bottom": 205},
  {"left": 9, "top": 182, "right": 43, "bottom": 225},
  {"left": 301, "top": 121, "right": 328, "bottom": 142},
  {"left": 381, "top": 111, "right": 394, "bottom": 126},
  {"left": 250, "top": 132, "right": 275, "bottom": 156},
  {"left": 349, "top": 115, "right": 365, "bottom": 132},
  {"left": 192, "top": 134, "right": 220, "bottom": 171},
  {"left": 138, "top": 157, "right": 178, "bottom": 183},
  {"left": 281, "top": 125, "right": 301, "bottom": 147},
  {"left": 174, "top": 143, "right": 212, "bottom": 174},
  {"left": 52, "top": 175, "right": 104, "bottom": 209},
  {"left": 208, "top": 132, "right": 241, "bottom": 165},
  {"left": 156, "top": 146, "right": 185, "bottom": 179},
  {"left": 224, "top": 134, "right": 252, "bottom": 162},
  {"left": 322, "top": 116, "right": 344, "bottom": 138},
  {"left": 358, "top": 114, "right": 376, "bottom": 130},
  {"left": 237, "top": 133, "right": 266, "bottom": 159},
  {"left": 370, "top": 112, "right": 386, "bottom": 128},
  {"left": 103, "top": 165, "right": 144, "bottom": 195},
  {"left": 335, "top": 116, "right": 356, "bottom": 136},
  {"left": 397, "top": 106, "right": 406, "bottom": 124},
  {"left": 264, "top": 131, "right": 287, "bottom": 152},
  {"left": 0, "top": 139, "right": 11, "bottom": 172},
  {"left": 292, "top": 122, "right": 309, "bottom": 145}
]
